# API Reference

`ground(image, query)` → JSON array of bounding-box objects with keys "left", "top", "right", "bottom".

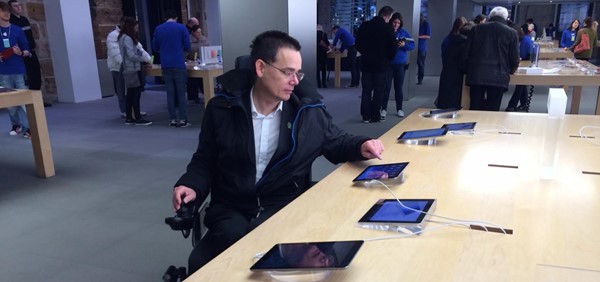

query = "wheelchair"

[{"left": 162, "top": 195, "right": 211, "bottom": 282}]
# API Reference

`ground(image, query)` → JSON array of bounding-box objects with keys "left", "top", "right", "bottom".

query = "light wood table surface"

[
  {"left": 0, "top": 89, "right": 54, "bottom": 177},
  {"left": 534, "top": 40, "right": 557, "bottom": 48},
  {"left": 145, "top": 63, "right": 223, "bottom": 107},
  {"left": 186, "top": 109, "right": 600, "bottom": 281},
  {"left": 327, "top": 50, "right": 347, "bottom": 88},
  {"left": 461, "top": 60, "right": 600, "bottom": 114},
  {"left": 539, "top": 47, "right": 573, "bottom": 59}
]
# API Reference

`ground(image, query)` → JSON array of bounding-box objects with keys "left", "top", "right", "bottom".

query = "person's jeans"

[
  {"left": 360, "top": 71, "right": 386, "bottom": 122},
  {"left": 125, "top": 85, "right": 142, "bottom": 120},
  {"left": 162, "top": 68, "right": 188, "bottom": 121},
  {"left": 1, "top": 74, "right": 29, "bottom": 130},
  {"left": 111, "top": 70, "right": 126, "bottom": 113},
  {"left": 417, "top": 51, "right": 426, "bottom": 82},
  {"left": 382, "top": 63, "right": 407, "bottom": 111},
  {"left": 347, "top": 45, "right": 359, "bottom": 86}
]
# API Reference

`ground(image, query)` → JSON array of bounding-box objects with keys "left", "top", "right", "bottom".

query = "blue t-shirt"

[
  {"left": 391, "top": 29, "right": 415, "bottom": 64},
  {"left": 418, "top": 20, "right": 431, "bottom": 52},
  {"left": 0, "top": 24, "right": 28, "bottom": 75},
  {"left": 560, "top": 29, "right": 577, "bottom": 48},
  {"left": 152, "top": 21, "right": 191, "bottom": 69},
  {"left": 333, "top": 27, "right": 355, "bottom": 52},
  {"left": 520, "top": 35, "right": 533, "bottom": 60}
]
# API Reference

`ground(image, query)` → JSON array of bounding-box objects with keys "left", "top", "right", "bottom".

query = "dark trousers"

[
  {"left": 317, "top": 55, "right": 327, "bottom": 88},
  {"left": 347, "top": 46, "right": 359, "bottom": 86},
  {"left": 469, "top": 85, "right": 505, "bottom": 111},
  {"left": 360, "top": 71, "right": 386, "bottom": 122},
  {"left": 125, "top": 85, "right": 142, "bottom": 120},
  {"left": 111, "top": 70, "right": 126, "bottom": 113},
  {"left": 417, "top": 51, "right": 426, "bottom": 82},
  {"left": 188, "top": 204, "right": 279, "bottom": 273},
  {"left": 186, "top": 77, "right": 203, "bottom": 101},
  {"left": 507, "top": 85, "right": 528, "bottom": 109},
  {"left": 24, "top": 50, "right": 41, "bottom": 90},
  {"left": 382, "top": 63, "right": 406, "bottom": 111}
]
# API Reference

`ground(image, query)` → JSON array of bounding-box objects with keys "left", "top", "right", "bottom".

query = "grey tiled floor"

[{"left": 0, "top": 74, "right": 598, "bottom": 281}]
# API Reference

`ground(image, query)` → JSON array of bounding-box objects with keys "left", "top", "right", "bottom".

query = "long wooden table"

[
  {"left": 327, "top": 50, "right": 347, "bottom": 88},
  {"left": 186, "top": 109, "right": 600, "bottom": 281},
  {"left": 145, "top": 63, "right": 223, "bottom": 107},
  {"left": 539, "top": 47, "right": 573, "bottom": 59},
  {"left": 461, "top": 60, "right": 600, "bottom": 114},
  {"left": 0, "top": 89, "right": 54, "bottom": 177}
]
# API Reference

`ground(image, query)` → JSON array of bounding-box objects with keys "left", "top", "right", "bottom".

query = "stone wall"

[{"left": 89, "top": 0, "right": 123, "bottom": 60}]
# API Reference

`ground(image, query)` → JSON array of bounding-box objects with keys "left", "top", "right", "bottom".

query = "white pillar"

[
  {"left": 44, "top": 0, "right": 101, "bottom": 103},
  {"left": 219, "top": 0, "right": 316, "bottom": 85}
]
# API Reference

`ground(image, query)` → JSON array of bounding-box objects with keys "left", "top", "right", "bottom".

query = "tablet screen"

[
  {"left": 250, "top": 240, "right": 364, "bottom": 271},
  {"left": 352, "top": 162, "right": 409, "bottom": 182},
  {"left": 359, "top": 199, "right": 435, "bottom": 224},
  {"left": 398, "top": 128, "right": 448, "bottom": 140},
  {"left": 442, "top": 122, "right": 476, "bottom": 131},
  {"left": 430, "top": 107, "right": 462, "bottom": 115}
]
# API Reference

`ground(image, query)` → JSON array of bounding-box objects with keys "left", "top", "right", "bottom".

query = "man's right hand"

[{"left": 172, "top": 185, "right": 197, "bottom": 212}]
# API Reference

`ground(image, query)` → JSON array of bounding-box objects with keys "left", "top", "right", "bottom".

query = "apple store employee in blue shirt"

[{"left": 332, "top": 26, "right": 359, "bottom": 87}]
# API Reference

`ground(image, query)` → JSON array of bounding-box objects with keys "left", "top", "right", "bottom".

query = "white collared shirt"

[{"left": 250, "top": 88, "right": 283, "bottom": 182}]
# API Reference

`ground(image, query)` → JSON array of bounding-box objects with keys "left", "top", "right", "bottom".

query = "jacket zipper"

[{"left": 255, "top": 195, "right": 264, "bottom": 218}]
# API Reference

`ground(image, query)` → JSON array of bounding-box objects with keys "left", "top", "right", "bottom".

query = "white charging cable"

[
  {"left": 363, "top": 180, "right": 509, "bottom": 242},
  {"left": 579, "top": 126, "right": 600, "bottom": 145}
]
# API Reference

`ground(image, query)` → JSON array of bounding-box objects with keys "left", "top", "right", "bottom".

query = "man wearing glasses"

[{"left": 172, "top": 30, "right": 385, "bottom": 274}]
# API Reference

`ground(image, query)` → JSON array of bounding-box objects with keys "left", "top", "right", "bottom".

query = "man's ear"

[{"left": 255, "top": 59, "right": 265, "bottom": 78}]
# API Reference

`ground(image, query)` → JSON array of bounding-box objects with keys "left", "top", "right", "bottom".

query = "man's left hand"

[{"left": 360, "top": 139, "right": 384, "bottom": 160}]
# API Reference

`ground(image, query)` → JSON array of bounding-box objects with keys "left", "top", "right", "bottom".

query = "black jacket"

[
  {"left": 175, "top": 69, "right": 370, "bottom": 216},
  {"left": 436, "top": 34, "right": 468, "bottom": 109},
  {"left": 461, "top": 16, "right": 520, "bottom": 90},
  {"left": 355, "top": 16, "right": 397, "bottom": 73}
]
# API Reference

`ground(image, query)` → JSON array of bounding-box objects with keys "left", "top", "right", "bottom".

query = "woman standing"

[
  {"left": 436, "top": 20, "right": 473, "bottom": 109},
  {"left": 560, "top": 19, "right": 579, "bottom": 48},
  {"left": 119, "top": 17, "right": 151, "bottom": 125},
  {"left": 316, "top": 24, "right": 330, "bottom": 88},
  {"left": 381, "top": 12, "right": 414, "bottom": 119},
  {"left": 572, "top": 17, "right": 598, "bottom": 61},
  {"left": 186, "top": 25, "right": 209, "bottom": 103}
]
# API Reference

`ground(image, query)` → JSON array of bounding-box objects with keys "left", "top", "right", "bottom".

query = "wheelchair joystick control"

[{"left": 165, "top": 198, "right": 195, "bottom": 238}]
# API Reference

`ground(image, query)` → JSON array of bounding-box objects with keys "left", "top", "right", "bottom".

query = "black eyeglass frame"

[{"left": 263, "top": 60, "right": 305, "bottom": 82}]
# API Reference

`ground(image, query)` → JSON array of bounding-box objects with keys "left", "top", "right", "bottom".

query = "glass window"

[
  {"left": 558, "top": 3, "right": 588, "bottom": 32},
  {"left": 330, "top": 0, "right": 376, "bottom": 35}
]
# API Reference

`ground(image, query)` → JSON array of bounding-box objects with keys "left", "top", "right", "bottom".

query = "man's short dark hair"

[
  {"left": 0, "top": 2, "right": 10, "bottom": 12},
  {"left": 7, "top": 0, "right": 17, "bottom": 6},
  {"left": 378, "top": 6, "right": 393, "bottom": 18},
  {"left": 474, "top": 14, "right": 486, "bottom": 24},
  {"left": 250, "top": 30, "right": 301, "bottom": 73},
  {"left": 164, "top": 9, "right": 178, "bottom": 20}
]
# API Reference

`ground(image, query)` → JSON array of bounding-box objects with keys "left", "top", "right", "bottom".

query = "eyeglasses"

[{"left": 264, "top": 61, "right": 304, "bottom": 82}]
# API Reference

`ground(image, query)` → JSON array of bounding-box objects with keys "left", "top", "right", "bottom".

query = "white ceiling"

[{"left": 472, "top": 0, "right": 595, "bottom": 4}]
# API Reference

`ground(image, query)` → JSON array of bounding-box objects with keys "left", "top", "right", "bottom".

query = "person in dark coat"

[
  {"left": 355, "top": 6, "right": 397, "bottom": 123},
  {"left": 172, "top": 30, "right": 385, "bottom": 274},
  {"left": 436, "top": 21, "right": 474, "bottom": 109},
  {"left": 317, "top": 25, "right": 330, "bottom": 88},
  {"left": 461, "top": 7, "right": 520, "bottom": 111}
]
